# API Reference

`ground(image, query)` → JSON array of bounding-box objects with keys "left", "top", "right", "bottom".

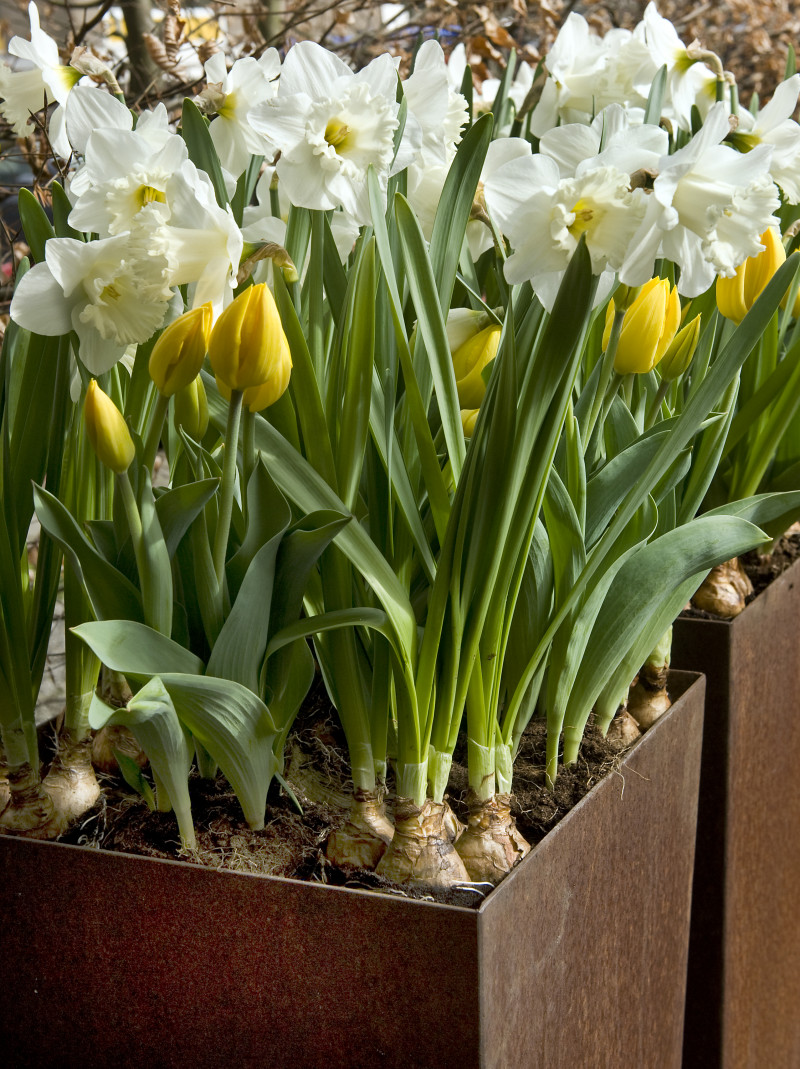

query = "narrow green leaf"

[
  {"left": 17, "top": 189, "right": 55, "bottom": 262},
  {"left": 181, "top": 98, "right": 229, "bottom": 207}
]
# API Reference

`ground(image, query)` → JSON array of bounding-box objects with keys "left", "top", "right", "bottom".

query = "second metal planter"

[{"left": 673, "top": 557, "right": 800, "bottom": 1069}]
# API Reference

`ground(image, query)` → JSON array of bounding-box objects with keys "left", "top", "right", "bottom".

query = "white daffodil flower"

[
  {"left": 403, "top": 40, "right": 468, "bottom": 166},
  {"left": 485, "top": 150, "right": 647, "bottom": 308},
  {"left": 67, "top": 106, "right": 188, "bottom": 236},
  {"left": 250, "top": 41, "right": 421, "bottom": 225},
  {"left": 10, "top": 229, "right": 173, "bottom": 375},
  {"left": 539, "top": 104, "right": 665, "bottom": 179},
  {"left": 0, "top": 1, "right": 80, "bottom": 155},
  {"left": 64, "top": 84, "right": 132, "bottom": 158},
  {"left": 634, "top": 3, "right": 719, "bottom": 132},
  {"left": 133, "top": 165, "right": 243, "bottom": 313},
  {"left": 530, "top": 13, "right": 654, "bottom": 137},
  {"left": 198, "top": 50, "right": 281, "bottom": 178},
  {"left": 733, "top": 75, "right": 800, "bottom": 203},
  {"left": 621, "top": 103, "right": 780, "bottom": 295}
]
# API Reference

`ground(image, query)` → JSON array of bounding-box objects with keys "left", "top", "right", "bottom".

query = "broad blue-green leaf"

[
  {"left": 564, "top": 515, "right": 770, "bottom": 751},
  {"left": 155, "top": 478, "right": 219, "bottom": 558},
  {"left": 159, "top": 673, "right": 278, "bottom": 830},
  {"left": 73, "top": 620, "right": 205, "bottom": 679},
  {"left": 207, "top": 533, "right": 285, "bottom": 692},
  {"left": 34, "top": 484, "right": 143, "bottom": 623},
  {"left": 702, "top": 490, "right": 800, "bottom": 542},
  {"left": 89, "top": 679, "right": 195, "bottom": 849},
  {"left": 226, "top": 459, "right": 291, "bottom": 601}
]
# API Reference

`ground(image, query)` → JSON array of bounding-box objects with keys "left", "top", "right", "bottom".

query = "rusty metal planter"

[
  {"left": 673, "top": 558, "right": 800, "bottom": 1069},
  {"left": 0, "top": 672, "right": 703, "bottom": 1069}
]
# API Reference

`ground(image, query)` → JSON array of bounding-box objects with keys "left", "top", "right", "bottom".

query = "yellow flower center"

[
  {"left": 137, "top": 185, "right": 167, "bottom": 208},
  {"left": 325, "top": 118, "right": 352, "bottom": 153},
  {"left": 568, "top": 199, "right": 599, "bottom": 238},
  {"left": 100, "top": 283, "right": 121, "bottom": 302}
]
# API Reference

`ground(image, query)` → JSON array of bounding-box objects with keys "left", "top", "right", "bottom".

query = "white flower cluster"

[{"left": 2, "top": 0, "right": 800, "bottom": 358}]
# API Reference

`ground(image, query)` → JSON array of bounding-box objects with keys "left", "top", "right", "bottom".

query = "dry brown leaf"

[{"left": 143, "top": 32, "right": 179, "bottom": 71}]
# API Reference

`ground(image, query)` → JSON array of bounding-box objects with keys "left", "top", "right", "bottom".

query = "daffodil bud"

[
  {"left": 208, "top": 283, "right": 288, "bottom": 392},
  {"left": 84, "top": 380, "right": 135, "bottom": 474},
  {"left": 452, "top": 324, "right": 501, "bottom": 408},
  {"left": 606, "top": 277, "right": 681, "bottom": 375},
  {"left": 149, "top": 303, "right": 212, "bottom": 397},
  {"left": 717, "top": 227, "right": 786, "bottom": 324},
  {"left": 659, "top": 314, "right": 702, "bottom": 382},
  {"left": 173, "top": 376, "right": 209, "bottom": 439},
  {"left": 461, "top": 408, "right": 479, "bottom": 437}
]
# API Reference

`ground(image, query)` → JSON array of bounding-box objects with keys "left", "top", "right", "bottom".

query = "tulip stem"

[
  {"left": 117, "top": 469, "right": 158, "bottom": 631},
  {"left": 644, "top": 379, "right": 671, "bottom": 430},
  {"left": 242, "top": 406, "right": 256, "bottom": 502},
  {"left": 142, "top": 392, "right": 170, "bottom": 474},
  {"left": 213, "top": 389, "right": 244, "bottom": 595},
  {"left": 584, "top": 308, "right": 624, "bottom": 448}
]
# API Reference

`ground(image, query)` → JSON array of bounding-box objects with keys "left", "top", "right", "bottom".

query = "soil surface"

[
  {"left": 59, "top": 679, "right": 625, "bottom": 908},
  {"left": 682, "top": 532, "right": 800, "bottom": 619}
]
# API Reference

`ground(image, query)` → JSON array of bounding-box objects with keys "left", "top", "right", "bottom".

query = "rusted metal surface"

[
  {"left": 0, "top": 673, "right": 704, "bottom": 1069},
  {"left": 480, "top": 671, "right": 704, "bottom": 1069},
  {"left": 673, "top": 557, "right": 800, "bottom": 1069}
]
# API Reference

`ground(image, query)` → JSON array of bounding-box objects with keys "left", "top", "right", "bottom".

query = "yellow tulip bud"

[
  {"left": 461, "top": 408, "right": 479, "bottom": 437},
  {"left": 717, "top": 227, "right": 786, "bottom": 324},
  {"left": 149, "top": 303, "right": 212, "bottom": 397},
  {"left": 173, "top": 376, "right": 209, "bottom": 440},
  {"left": 607, "top": 277, "right": 681, "bottom": 375},
  {"left": 452, "top": 324, "right": 501, "bottom": 408},
  {"left": 216, "top": 336, "right": 292, "bottom": 413},
  {"left": 84, "top": 380, "right": 135, "bottom": 474},
  {"left": 659, "top": 314, "right": 702, "bottom": 382},
  {"left": 208, "top": 283, "right": 288, "bottom": 392}
]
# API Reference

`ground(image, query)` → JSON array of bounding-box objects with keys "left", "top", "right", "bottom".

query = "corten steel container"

[
  {"left": 0, "top": 672, "right": 703, "bottom": 1069},
  {"left": 673, "top": 557, "right": 800, "bottom": 1069}
]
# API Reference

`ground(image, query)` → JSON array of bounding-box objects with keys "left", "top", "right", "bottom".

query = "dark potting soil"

[
  {"left": 59, "top": 681, "right": 627, "bottom": 908},
  {"left": 681, "top": 532, "right": 800, "bottom": 620}
]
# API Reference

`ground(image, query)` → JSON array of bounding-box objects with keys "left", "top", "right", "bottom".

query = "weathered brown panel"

[
  {"left": 0, "top": 674, "right": 704, "bottom": 1068},
  {"left": 479, "top": 671, "right": 704, "bottom": 1069},
  {"left": 674, "top": 557, "right": 800, "bottom": 1069}
]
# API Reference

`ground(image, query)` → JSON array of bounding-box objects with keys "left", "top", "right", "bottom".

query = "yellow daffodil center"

[
  {"left": 100, "top": 282, "right": 121, "bottom": 302},
  {"left": 136, "top": 185, "right": 167, "bottom": 208},
  {"left": 218, "top": 91, "right": 237, "bottom": 121},
  {"left": 325, "top": 118, "right": 352, "bottom": 153},
  {"left": 569, "top": 199, "right": 600, "bottom": 238}
]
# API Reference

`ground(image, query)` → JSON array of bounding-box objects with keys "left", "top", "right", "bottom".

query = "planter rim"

[
  {"left": 0, "top": 670, "right": 703, "bottom": 918},
  {"left": 486, "top": 669, "right": 700, "bottom": 910}
]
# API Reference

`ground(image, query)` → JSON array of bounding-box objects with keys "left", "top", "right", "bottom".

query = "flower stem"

[
  {"left": 142, "top": 392, "right": 170, "bottom": 474},
  {"left": 213, "top": 389, "right": 244, "bottom": 593},
  {"left": 584, "top": 307, "right": 624, "bottom": 448},
  {"left": 117, "top": 469, "right": 169, "bottom": 634},
  {"left": 242, "top": 406, "right": 256, "bottom": 503},
  {"left": 644, "top": 379, "right": 670, "bottom": 430}
]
